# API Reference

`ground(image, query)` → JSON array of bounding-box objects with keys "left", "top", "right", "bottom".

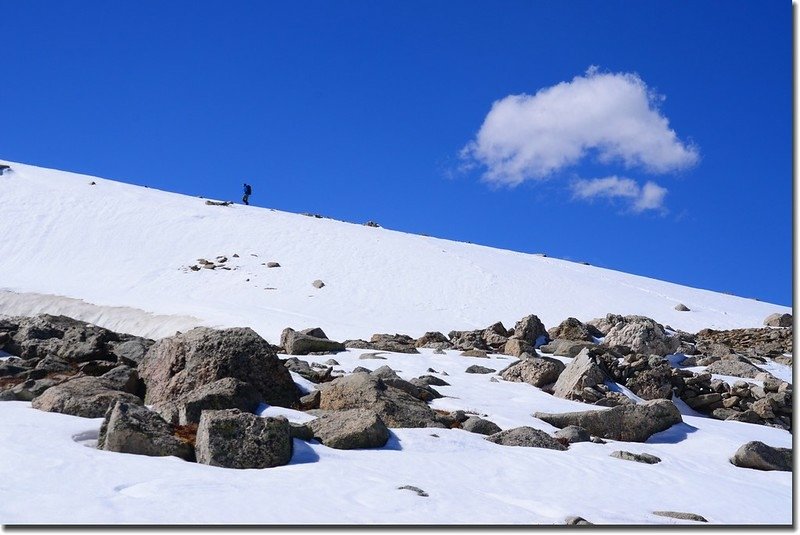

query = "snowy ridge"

[{"left": 0, "top": 159, "right": 788, "bottom": 342}]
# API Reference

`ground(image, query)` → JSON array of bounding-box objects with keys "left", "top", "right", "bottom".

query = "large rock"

[
  {"left": 539, "top": 339, "right": 596, "bottom": 358},
  {"left": 602, "top": 316, "right": 679, "bottom": 356},
  {"left": 512, "top": 315, "right": 549, "bottom": 347},
  {"left": 307, "top": 408, "right": 389, "bottom": 449},
  {"left": 31, "top": 376, "right": 143, "bottom": 418},
  {"left": 155, "top": 377, "right": 264, "bottom": 425},
  {"left": 318, "top": 374, "right": 439, "bottom": 428},
  {"left": 485, "top": 427, "right": 567, "bottom": 450},
  {"left": 499, "top": 356, "right": 565, "bottom": 387},
  {"left": 548, "top": 318, "right": 593, "bottom": 342},
  {"left": 465, "top": 364, "right": 496, "bottom": 374},
  {"left": 139, "top": 327, "right": 299, "bottom": 408},
  {"left": 482, "top": 322, "right": 510, "bottom": 349},
  {"left": 97, "top": 401, "right": 194, "bottom": 460},
  {"left": 534, "top": 399, "right": 683, "bottom": 442},
  {"left": 503, "top": 338, "right": 535, "bottom": 357},
  {"left": 280, "top": 328, "right": 345, "bottom": 355},
  {"left": 371, "top": 366, "right": 441, "bottom": 401},
  {"left": 461, "top": 416, "right": 502, "bottom": 435},
  {"left": 764, "top": 313, "right": 792, "bottom": 328},
  {"left": 705, "top": 359, "right": 763, "bottom": 379},
  {"left": 415, "top": 331, "right": 452, "bottom": 350},
  {"left": 369, "top": 333, "right": 419, "bottom": 354},
  {"left": 586, "top": 313, "right": 624, "bottom": 336},
  {"left": 100, "top": 365, "right": 144, "bottom": 396},
  {"left": 551, "top": 349, "right": 607, "bottom": 400},
  {"left": 625, "top": 366, "right": 673, "bottom": 400},
  {"left": 448, "top": 330, "right": 488, "bottom": 351},
  {"left": 730, "top": 441, "right": 791, "bottom": 472},
  {"left": 195, "top": 409, "right": 292, "bottom": 469}
]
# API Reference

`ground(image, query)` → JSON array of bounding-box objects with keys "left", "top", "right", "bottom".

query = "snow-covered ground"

[{"left": 0, "top": 160, "right": 792, "bottom": 524}]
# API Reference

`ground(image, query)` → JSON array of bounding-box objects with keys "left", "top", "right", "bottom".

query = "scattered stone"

[
  {"left": 359, "top": 353, "right": 387, "bottom": 360},
  {"left": 551, "top": 349, "right": 607, "bottom": 401},
  {"left": 325, "top": 359, "right": 340, "bottom": 366},
  {"left": 539, "top": 339, "right": 596, "bottom": 358},
  {"left": 397, "top": 485, "right": 428, "bottom": 497},
  {"left": 97, "top": 401, "right": 194, "bottom": 461},
  {"left": 499, "top": 356, "right": 565, "bottom": 387},
  {"left": 704, "top": 359, "right": 763, "bottom": 379},
  {"left": 730, "top": 441, "right": 791, "bottom": 472},
  {"left": 411, "top": 375, "right": 450, "bottom": 387},
  {"left": 534, "top": 399, "right": 682, "bottom": 442},
  {"left": 415, "top": 331, "right": 452, "bottom": 350},
  {"left": 312, "top": 279, "right": 325, "bottom": 288},
  {"left": 195, "top": 409, "right": 292, "bottom": 469},
  {"left": 280, "top": 327, "right": 346, "bottom": 356},
  {"left": 512, "top": 315, "right": 549, "bottom": 347},
  {"left": 461, "top": 349, "right": 489, "bottom": 358},
  {"left": 485, "top": 426, "right": 567, "bottom": 450},
  {"left": 652, "top": 511, "right": 707, "bottom": 523},
  {"left": 307, "top": 408, "right": 389, "bottom": 449},
  {"left": 764, "top": 313, "right": 792, "bottom": 327},
  {"left": 465, "top": 365, "right": 496, "bottom": 374},
  {"left": 502, "top": 338, "right": 535, "bottom": 357},
  {"left": 674, "top": 303, "right": 690, "bottom": 312},
  {"left": 548, "top": 317, "right": 593, "bottom": 342},
  {"left": 565, "top": 516, "right": 592, "bottom": 525},
  {"left": 266, "top": 262, "right": 280, "bottom": 268},
  {"left": 610, "top": 450, "right": 661, "bottom": 464},
  {"left": 461, "top": 416, "right": 502, "bottom": 435},
  {"left": 369, "top": 333, "right": 419, "bottom": 354}
]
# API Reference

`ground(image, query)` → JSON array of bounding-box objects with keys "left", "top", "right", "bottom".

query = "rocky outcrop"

[
  {"left": 534, "top": 399, "right": 683, "bottom": 442},
  {"left": 97, "top": 401, "right": 194, "bottom": 460},
  {"left": 307, "top": 408, "right": 389, "bottom": 449},
  {"left": 499, "top": 356, "right": 565, "bottom": 387},
  {"left": 280, "top": 328, "right": 346, "bottom": 355},
  {"left": 695, "top": 326, "right": 792, "bottom": 361},
  {"left": 139, "top": 327, "right": 299, "bottom": 408},
  {"left": 485, "top": 427, "right": 566, "bottom": 450},
  {"left": 318, "top": 374, "right": 440, "bottom": 428},
  {"left": 195, "top": 409, "right": 292, "bottom": 469},
  {"left": 731, "top": 441, "right": 791, "bottom": 472},
  {"left": 31, "top": 376, "right": 143, "bottom": 418}
]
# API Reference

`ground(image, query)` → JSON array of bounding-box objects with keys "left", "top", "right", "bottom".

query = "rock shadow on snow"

[
  {"left": 645, "top": 422, "right": 698, "bottom": 444},
  {"left": 289, "top": 439, "right": 321, "bottom": 465}
]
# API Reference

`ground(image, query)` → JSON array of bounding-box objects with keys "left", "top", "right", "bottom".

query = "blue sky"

[{"left": 1, "top": 1, "right": 791, "bottom": 305}]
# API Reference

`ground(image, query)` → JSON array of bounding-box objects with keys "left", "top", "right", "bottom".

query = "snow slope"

[
  {"left": 0, "top": 160, "right": 792, "bottom": 525},
  {"left": 0, "top": 160, "right": 789, "bottom": 342}
]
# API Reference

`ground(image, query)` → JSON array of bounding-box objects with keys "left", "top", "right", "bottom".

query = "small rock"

[
  {"left": 565, "top": 516, "right": 592, "bottom": 525},
  {"left": 731, "top": 441, "right": 792, "bottom": 472},
  {"left": 266, "top": 262, "right": 280, "bottom": 268},
  {"left": 485, "top": 427, "right": 567, "bottom": 450},
  {"left": 312, "top": 280, "right": 325, "bottom": 289},
  {"left": 465, "top": 365, "right": 496, "bottom": 374},
  {"left": 652, "top": 511, "right": 708, "bottom": 523},
  {"left": 674, "top": 303, "right": 690, "bottom": 312},
  {"left": 397, "top": 485, "right": 428, "bottom": 497},
  {"left": 307, "top": 408, "right": 389, "bottom": 449},
  {"left": 610, "top": 450, "right": 661, "bottom": 464},
  {"left": 461, "top": 416, "right": 502, "bottom": 435},
  {"left": 553, "top": 425, "right": 591, "bottom": 444}
]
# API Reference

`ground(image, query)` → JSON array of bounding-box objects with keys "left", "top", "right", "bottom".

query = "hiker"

[{"left": 242, "top": 183, "right": 252, "bottom": 205}]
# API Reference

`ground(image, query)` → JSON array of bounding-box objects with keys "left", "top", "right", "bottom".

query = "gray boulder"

[
  {"left": 448, "top": 330, "right": 488, "bottom": 351},
  {"left": 513, "top": 315, "right": 549, "bottom": 347},
  {"left": 553, "top": 425, "right": 591, "bottom": 444},
  {"left": 534, "top": 399, "right": 683, "bottom": 442},
  {"left": 411, "top": 375, "right": 450, "bottom": 387},
  {"left": 539, "top": 339, "right": 596, "bottom": 358},
  {"left": 100, "top": 365, "right": 143, "bottom": 396},
  {"left": 195, "top": 409, "right": 292, "bottom": 469},
  {"left": 31, "top": 376, "right": 143, "bottom": 418},
  {"left": 415, "top": 331, "right": 452, "bottom": 350},
  {"left": 155, "top": 377, "right": 264, "bottom": 425},
  {"left": 307, "top": 408, "right": 389, "bottom": 449},
  {"left": 97, "top": 401, "right": 193, "bottom": 461},
  {"left": 369, "top": 333, "right": 419, "bottom": 354},
  {"left": 705, "top": 359, "right": 763, "bottom": 379},
  {"left": 371, "top": 366, "right": 441, "bottom": 401},
  {"left": 318, "top": 373, "right": 439, "bottom": 428},
  {"left": 551, "top": 349, "right": 607, "bottom": 401},
  {"left": 625, "top": 366, "right": 673, "bottom": 400},
  {"left": 485, "top": 426, "right": 567, "bottom": 450},
  {"left": 461, "top": 416, "right": 502, "bottom": 435},
  {"left": 548, "top": 318, "right": 593, "bottom": 342},
  {"left": 502, "top": 338, "right": 535, "bottom": 357},
  {"left": 610, "top": 450, "right": 661, "bottom": 464},
  {"left": 139, "top": 327, "right": 298, "bottom": 408},
  {"left": 730, "top": 441, "right": 791, "bottom": 472},
  {"left": 602, "top": 316, "right": 680, "bottom": 356},
  {"left": 499, "top": 356, "right": 565, "bottom": 387},
  {"left": 674, "top": 303, "right": 690, "bottom": 312},
  {"left": 764, "top": 313, "right": 792, "bottom": 327},
  {"left": 465, "top": 365, "right": 496, "bottom": 374},
  {"left": 280, "top": 328, "right": 345, "bottom": 355}
]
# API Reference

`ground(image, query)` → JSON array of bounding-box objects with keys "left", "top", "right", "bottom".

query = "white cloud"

[
  {"left": 571, "top": 176, "right": 668, "bottom": 213},
  {"left": 462, "top": 67, "right": 699, "bottom": 186}
]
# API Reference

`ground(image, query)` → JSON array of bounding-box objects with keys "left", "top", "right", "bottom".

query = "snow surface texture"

[
  {"left": 0, "top": 160, "right": 792, "bottom": 524},
  {"left": 0, "top": 160, "right": 789, "bottom": 342}
]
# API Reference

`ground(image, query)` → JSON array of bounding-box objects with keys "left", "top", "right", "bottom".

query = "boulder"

[
  {"left": 586, "top": 313, "right": 625, "bottom": 336},
  {"left": 318, "top": 374, "right": 439, "bottom": 428},
  {"left": 512, "top": 315, "right": 549, "bottom": 347},
  {"left": 548, "top": 318, "right": 593, "bottom": 342},
  {"left": 482, "top": 322, "right": 510, "bottom": 349},
  {"left": 307, "top": 408, "right": 389, "bottom": 449},
  {"left": 674, "top": 303, "right": 690, "bottom": 312},
  {"left": 97, "top": 401, "right": 194, "bottom": 460},
  {"left": 415, "top": 331, "right": 452, "bottom": 350},
  {"left": 705, "top": 359, "right": 763, "bottom": 379},
  {"left": 602, "top": 316, "right": 680, "bottom": 356},
  {"left": 108, "top": 338, "right": 153, "bottom": 366},
  {"left": 100, "top": 365, "right": 144, "bottom": 396},
  {"left": 485, "top": 427, "right": 567, "bottom": 450},
  {"left": 539, "top": 339, "right": 596, "bottom": 358},
  {"left": 503, "top": 338, "right": 535, "bottom": 357},
  {"left": 534, "top": 399, "right": 683, "bottom": 442},
  {"left": 461, "top": 416, "right": 502, "bottom": 435},
  {"left": 299, "top": 390, "right": 321, "bottom": 410},
  {"left": 31, "top": 376, "right": 143, "bottom": 418},
  {"left": 764, "top": 313, "right": 792, "bottom": 328},
  {"left": 625, "top": 366, "right": 673, "bottom": 400},
  {"left": 448, "top": 330, "right": 488, "bottom": 351},
  {"left": 465, "top": 365, "right": 496, "bottom": 374},
  {"left": 553, "top": 425, "right": 591, "bottom": 444},
  {"left": 551, "top": 349, "right": 607, "bottom": 401},
  {"left": 610, "top": 450, "right": 661, "bottom": 464},
  {"left": 280, "top": 328, "right": 345, "bottom": 355},
  {"left": 411, "top": 375, "right": 450, "bottom": 387},
  {"left": 371, "top": 366, "right": 441, "bottom": 401},
  {"left": 155, "top": 377, "right": 264, "bottom": 425},
  {"left": 461, "top": 349, "right": 489, "bottom": 358},
  {"left": 195, "top": 409, "right": 292, "bottom": 469},
  {"left": 652, "top": 511, "right": 707, "bottom": 523},
  {"left": 312, "top": 280, "right": 325, "bottom": 289},
  {"left": 499, "top": 356, "right": 565, "bottom": 387},
  {"left": 730, "top": 441, "right": 791, "bottom": 472},
  {"left": 369, "top": 333, "right": 419, "bottom": 354},
  {"left": 139, "top": 327, "right": 299, "bottom": 408}
]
